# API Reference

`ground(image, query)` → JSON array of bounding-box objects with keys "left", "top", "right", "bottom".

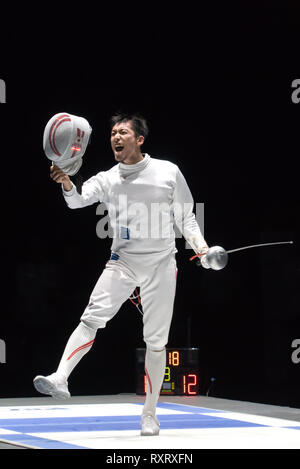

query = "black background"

[{"left": 0, "top": 1, "right": 300, "bottom": 407}]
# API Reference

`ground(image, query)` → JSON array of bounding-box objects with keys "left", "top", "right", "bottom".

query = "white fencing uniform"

[
  {"left": 34, "top": 153, "right": 207, "bottom": 418},
  {"left": 62, "top": 153, "right": 207, "bottom": 350}
]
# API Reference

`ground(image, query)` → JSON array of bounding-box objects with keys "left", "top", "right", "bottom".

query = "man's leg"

[
  {"left": 143, "top": 347, "right": 166, "bottom": 411},
  {"left": 33, "top": 259, "right": 136, "bottom": 398},
  {"left": 33, "top": 321, "right": 96, "bottom": 399},
  {"left": 139, "top": 254, "right": 177, "bottom": 434},
  {"left": 55, "top": 321, "right": 96, "bottom": 381}
]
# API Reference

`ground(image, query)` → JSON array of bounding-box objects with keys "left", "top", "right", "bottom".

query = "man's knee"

[
  {"left": 80, "top": 303, "right": 110, "bottom": 330},
  {"left": 80, "top": 319, "right": 100, "bottom": 331},
  {"left": 80, "top": 312, "right": 107, "bottom": 331}
]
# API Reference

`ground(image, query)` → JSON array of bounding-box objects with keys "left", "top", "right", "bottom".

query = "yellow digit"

[
  {"left": 172, "top": 351, "right": 179, "bottom": 366},
  {"left": 164, "top": 366, "right": 171, "bottom": 382}
]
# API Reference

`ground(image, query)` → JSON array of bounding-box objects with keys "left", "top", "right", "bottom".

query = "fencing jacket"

[{"left": 62, "top": 153, "right": 207, "bottom": 255}]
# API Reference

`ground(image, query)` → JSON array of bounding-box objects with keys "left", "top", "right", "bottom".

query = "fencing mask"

[{"left": 43, "top": 112, "right": 92, "bottom": 176}]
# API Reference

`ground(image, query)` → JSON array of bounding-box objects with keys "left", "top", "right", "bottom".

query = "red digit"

[
  {"left": 183, "top": 375, "right": 187, "bottom": 394},
  {"left": 187, "top": 374, "right": 197, "bottom": 395}
]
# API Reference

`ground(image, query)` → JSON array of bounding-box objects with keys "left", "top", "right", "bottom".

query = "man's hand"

[
  {"left": 197, "top": 246, "right": 210, "bottom": 269},
  {"left": 50, "top": 165, "right": 73, "bottom": 191},
  {"left": 200, "top": 253, "right": 211, "bottom": 269}
]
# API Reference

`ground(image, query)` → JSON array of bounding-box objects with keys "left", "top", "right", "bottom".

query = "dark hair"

[{"left": 110, "top": 112, "right": 149, "bottom": 140}]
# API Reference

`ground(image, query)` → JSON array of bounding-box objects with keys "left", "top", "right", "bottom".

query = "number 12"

[{"left": 183, "top": 374, "right": 198, "bottom": 395}]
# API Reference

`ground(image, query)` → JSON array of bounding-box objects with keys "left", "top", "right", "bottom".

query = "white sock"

[
  {"left": 56, "top": 322, "right": 96, "bottom": 381},
  {"left": 143, "top": 348, "right": 166, "bottom": 416}
]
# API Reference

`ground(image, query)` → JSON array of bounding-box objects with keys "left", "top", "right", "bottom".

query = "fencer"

[{"left": 33, "top": 112, "right": 209, "bottom": 436}]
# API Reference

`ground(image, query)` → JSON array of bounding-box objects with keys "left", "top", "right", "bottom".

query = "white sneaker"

[
  {"left": 33, "top": 373, "right": 70, "bottom": 400},
  {"left": 140, "top": 412, "right": 160, "bottom": 436}
]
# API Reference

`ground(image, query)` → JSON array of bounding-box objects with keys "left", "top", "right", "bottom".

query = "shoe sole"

[
  {"left": 140, "top": 429, "right": 160, "bottom": 436},
  {"left": 33, "top": 376, "right": 70, "bottom": 400}
]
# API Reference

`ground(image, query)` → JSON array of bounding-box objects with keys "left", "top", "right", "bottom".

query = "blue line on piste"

[
  {"left": 156, "top": 402, "right": 226, "bottom": 413},
  {"left": 0, "top": 413, "right": 265, "bottom": 434},
  {"left": 0, "top": 433, "right": 86, "bottom": 449}
]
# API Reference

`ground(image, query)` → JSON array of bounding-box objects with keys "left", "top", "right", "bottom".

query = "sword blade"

[{"left": 226, "top": 241, "right": 293, "bottom": 254}]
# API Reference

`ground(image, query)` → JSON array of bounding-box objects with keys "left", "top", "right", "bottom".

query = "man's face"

[{"left": 111, "top": 121, "right": 144, "bottom": 164}]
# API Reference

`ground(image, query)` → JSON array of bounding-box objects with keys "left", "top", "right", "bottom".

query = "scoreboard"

[{"left": 136, "top": 348, "right": 200, "bottom": 396}]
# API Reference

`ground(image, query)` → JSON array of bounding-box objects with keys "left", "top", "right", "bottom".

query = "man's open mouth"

[{"left": 115, "top": 145, "right": 124, "bottom": 152}]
